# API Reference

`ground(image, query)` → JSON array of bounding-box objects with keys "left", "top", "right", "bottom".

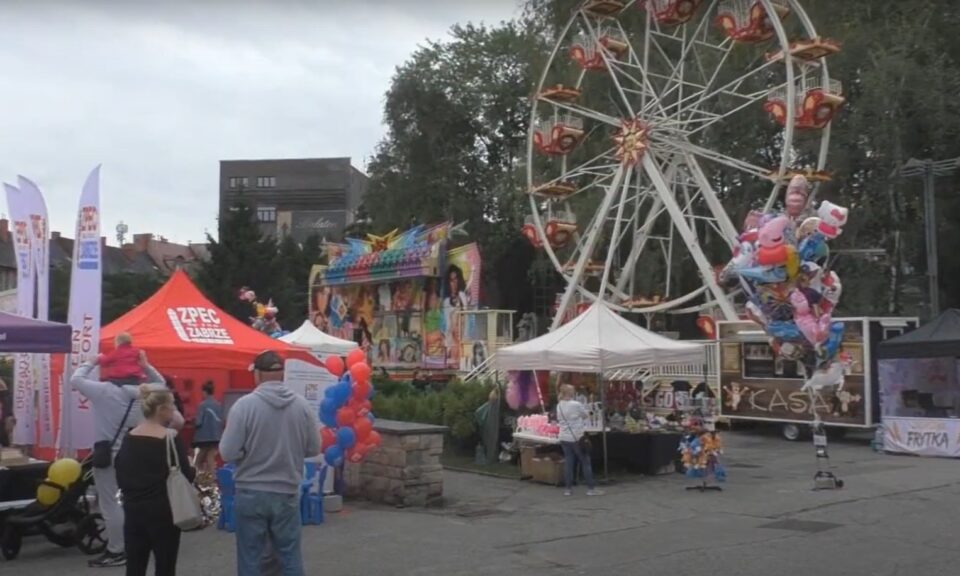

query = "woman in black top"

[{"left": 116, "top": 385, "right": 195, "bottom": 576}]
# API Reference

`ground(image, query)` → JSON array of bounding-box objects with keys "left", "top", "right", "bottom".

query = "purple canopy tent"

[{"left": 0, "top": 312, "right": 71, "bottom": 353}]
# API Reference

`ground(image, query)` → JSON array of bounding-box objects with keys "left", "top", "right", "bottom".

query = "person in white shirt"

[
  {"left": 71, "top": 351, "right": 183, "bottom": 568},
  {"left": 556, "top": 384, "right": 602, "bottom": 497}
]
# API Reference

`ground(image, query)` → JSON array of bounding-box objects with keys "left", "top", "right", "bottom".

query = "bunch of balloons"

[
  {"left": 238, "top": 287, "right": 288, "bottom": 338},
  {"left": 720, "top": 175, "right": 850, "bottom": 380},
  {"left": 319, "top": 348, "right": 381, "bottom": 466},
  {"left": 37, "top": 458, "right": 82, "bottom": 507}
]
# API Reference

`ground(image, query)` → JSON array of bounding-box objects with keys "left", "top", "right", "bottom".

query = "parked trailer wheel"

[{"left": 781, "top": 423, "right": 806, "bottom": 441}]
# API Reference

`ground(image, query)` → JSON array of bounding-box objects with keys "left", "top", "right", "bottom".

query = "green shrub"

[{"left": 370, "top": 378, "right": 495, "bottom": 450}]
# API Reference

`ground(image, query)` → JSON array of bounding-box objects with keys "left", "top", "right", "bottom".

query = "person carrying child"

[{"left": 98, "top": 333, "right": 145, "bottom": 385}]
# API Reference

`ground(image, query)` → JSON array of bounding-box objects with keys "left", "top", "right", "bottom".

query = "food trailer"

[{"left": 717, "top": 317, "right": 918, "bottom": 440}]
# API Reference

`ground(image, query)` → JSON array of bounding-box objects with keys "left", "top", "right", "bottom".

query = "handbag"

[
  {"left": 91, "top": 400, "right": 135, "bottom": 469},
  {"left": 165, "top": 433, "right": 204, "bottom": 530}
]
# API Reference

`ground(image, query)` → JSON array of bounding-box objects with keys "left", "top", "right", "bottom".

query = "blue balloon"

[
  {"left": 766, "top": 320, "right": 804, "bottom": 342},
  {"left": 324, "top": 445, "right": 344, "bottom": 467},
  {"left": 332, "top": 382, "right": 352, "bottom": 406},
  {"left": 366, "top": 412, "right": 376, "bottom": 424},
  {"left": 336, "top": 427, "right": 356, "bottom": 450},
  {"left": 320, "top": 409, "right": 337, "bottom": 428},
  {"left": 324, "top": 386, "right": 338, "bottom": 399},
  {"left": 822, "top": 322, "right": 845, "bottom": 360},
  {"left": 320, "top": 398, "right": 336, "bottom": 417},
  {"left": 367, "top": 385, "right": 375, "bottom": 400},
  {"left": 739, "top": 265, "right": 787, "bottom": 284}
]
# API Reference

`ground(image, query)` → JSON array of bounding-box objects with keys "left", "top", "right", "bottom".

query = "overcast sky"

[{"left": 0, "top": 0, "right": 520, "bottom": 245}]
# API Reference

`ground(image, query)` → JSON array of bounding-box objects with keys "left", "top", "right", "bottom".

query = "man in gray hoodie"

[{"left": 220, "top": 350, "right": 320, "bottom": 576}]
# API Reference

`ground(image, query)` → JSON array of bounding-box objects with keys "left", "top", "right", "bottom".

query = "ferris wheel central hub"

[{"left": 613, "top": 117, "right": 650, "bottom": 166}]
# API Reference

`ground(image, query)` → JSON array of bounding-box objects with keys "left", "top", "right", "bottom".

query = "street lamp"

[{"left": 896, "top": 157, "right": 960, "bottom": 318}]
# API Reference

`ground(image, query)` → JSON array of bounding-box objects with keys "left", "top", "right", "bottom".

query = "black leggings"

[{"left": 123, "top": 503, "right": 181, "bottom": 576}]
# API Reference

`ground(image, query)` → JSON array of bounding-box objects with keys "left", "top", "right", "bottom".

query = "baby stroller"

[{"left": 0, "top": 456, "right": 106, "bottom": 560}]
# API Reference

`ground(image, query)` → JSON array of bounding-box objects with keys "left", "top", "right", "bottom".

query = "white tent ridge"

[
  {"left": 496, "top": 302, "right": 705, "bottom": 373},
  {"left": 280, "top": 320, "right": 359, "bottom": 356}
]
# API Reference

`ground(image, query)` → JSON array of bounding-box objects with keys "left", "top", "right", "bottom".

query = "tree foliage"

[{"left": 196, "top": 202, "right": 320, "bottom": 330}]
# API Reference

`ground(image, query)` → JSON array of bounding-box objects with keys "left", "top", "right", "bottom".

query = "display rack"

[{"left": 679, "top": 400, "right": 725, "bottom": 492}]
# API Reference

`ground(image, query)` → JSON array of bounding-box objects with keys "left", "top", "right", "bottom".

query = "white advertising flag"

[
  {"left": 61, "top": 166, "right": 102, "bottom": 453},
  {"left": 3, "top": 184, "right": 35, "bottom": 445},
  {"left": 18, "top": 176, "right": 54, "bottom": 447}
]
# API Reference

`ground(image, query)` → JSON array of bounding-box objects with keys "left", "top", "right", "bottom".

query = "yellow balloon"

[
  {"left": 785, "top": 246, "right": 800, "bottom": 279},
  {"left": 48, "top": 458, "right": 82, "bottom": 488},
  {"left": 37, "top": 482, "right": 62, "bottom": 507}
]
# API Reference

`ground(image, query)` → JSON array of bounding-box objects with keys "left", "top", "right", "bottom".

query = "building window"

[
  {"left": 228, "top": 177, "right": 249, "bottom": 189},
  {"left": 257, "top": 176, "right": 276, "bottom": 188},
  {"left": 257, "top": 206, "right": 277, "bottom": 223}
]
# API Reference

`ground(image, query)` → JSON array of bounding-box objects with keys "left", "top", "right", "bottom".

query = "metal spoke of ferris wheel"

[{"left": 527, "top": 0, "right": 837, "bottom": 323}]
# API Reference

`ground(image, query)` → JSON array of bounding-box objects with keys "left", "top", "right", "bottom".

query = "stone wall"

[{"left": 343, "top": 419, "right": 447, "bottom": 507}]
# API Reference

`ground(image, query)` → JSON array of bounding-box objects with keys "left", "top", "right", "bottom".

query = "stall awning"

[
  {"left": 878, "top": 309, "right": 960, "bottom": 359},
  {"left": 279, "top": 320, "right": 359, "bottom": 355},
  {"left": 0, "top": 312, "right": 72, "bottom": 353},
  {"left": 495, "top": 302, "right": 704, "bottom": 373}
]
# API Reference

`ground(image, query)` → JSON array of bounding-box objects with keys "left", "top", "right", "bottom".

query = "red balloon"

[
  {"left": 320, "top": 427, "right": 337, "bottom": 450},
  {"left": 346, "top": 348, "right": 366, "bottom": 369},
  {"left": 324, "top": 356, "right": 345, "bottom": 377},
  {"left": 350, "top": 362, "right": 372, "bottom": 386},
  {"left": 336, "top": 407, "right": 357, "bottom": 428},
  {"left": 361, "top": 400, "right": 372, "bottom": 411},
  {"left": 347, "top": 444, "right": 369, "bottom": 464},
  {"left": 354, "top": 417, "right": 373, "bottom": 441},
  {"left": 366, "top": 430, "right": 382, "bottom": 448},
  {"left": 352, "top": 380, "right": 371, "bottom": 402}
]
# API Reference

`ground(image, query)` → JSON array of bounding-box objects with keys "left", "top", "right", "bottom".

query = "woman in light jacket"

[
  {"left": 556, "top": 384, "right": 602, "bottom": 497},
  {"left": 192, "top": 381, "right": 223, "bottom": 474}
]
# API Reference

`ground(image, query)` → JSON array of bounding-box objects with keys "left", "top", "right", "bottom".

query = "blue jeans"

[
  {"left": 235, "top": 490, "right": 303, "bottom": 576},
  {"left": 560, "top": 440, "right": 595, "bottom": 490}
]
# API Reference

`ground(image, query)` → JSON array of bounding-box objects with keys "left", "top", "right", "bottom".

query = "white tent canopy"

[
  {"left": 496, "top": 302, "right": 704, "bottom": 373},
  {"left": 280, "top": 320, "right": 359, "bottom": 356}
]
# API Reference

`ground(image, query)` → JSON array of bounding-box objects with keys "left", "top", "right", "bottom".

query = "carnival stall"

[
  {"left": 280, "top": 320, "right": 359, "bottom": 359},
  {"left": 309, "top": 222, "right": 482, "bottom": 374},
  {"left": 496, "top": 302, "right": 708, "bottom": 480},
  {"left": 0, "top": 313, "right": 72, "bottom": 511},
  {"left": 878, "top": 310, "right": 960, "bottom": 458}
]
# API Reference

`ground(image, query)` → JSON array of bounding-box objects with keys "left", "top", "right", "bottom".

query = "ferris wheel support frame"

[
  {"left": 642, "top": 152, "right": 739, "bottom": 320},
  {"left": 550, "top": 164, "right": 630, "bottom": 331}
]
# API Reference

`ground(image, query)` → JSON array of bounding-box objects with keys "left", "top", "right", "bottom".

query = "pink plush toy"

[
  {"left": 790, "top": 289, "right": 824, "bottom": 346},
  {"left": 755, "top": 215, "right": 791, "bottom": 266},
  {"left": 785, "top": 175, "right": 809, "bottom": 219}
]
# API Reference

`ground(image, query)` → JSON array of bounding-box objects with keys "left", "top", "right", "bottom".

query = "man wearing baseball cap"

[{"left": 220, "top": 350, "right": 320, "bottom": 576}]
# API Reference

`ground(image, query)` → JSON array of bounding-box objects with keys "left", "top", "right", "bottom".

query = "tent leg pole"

[{"left": 599, "top": 372, "right": 608, "bottom": 482}]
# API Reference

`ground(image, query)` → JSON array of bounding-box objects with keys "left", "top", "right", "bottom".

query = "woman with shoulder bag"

[
  {"left": 556, "top": 384, "right": 603, "bottom": 497},
  {"left": 116, "top": 385, "right": 196, "bottom": 576}
]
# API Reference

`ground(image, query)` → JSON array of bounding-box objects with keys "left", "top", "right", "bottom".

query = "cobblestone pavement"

[{"left": 10, "top": 431, "right": 960, "bottom": 575}]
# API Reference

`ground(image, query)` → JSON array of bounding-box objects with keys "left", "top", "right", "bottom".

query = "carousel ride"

[{"left": 523, "top": 0, "right": 844, "bottom": 330}]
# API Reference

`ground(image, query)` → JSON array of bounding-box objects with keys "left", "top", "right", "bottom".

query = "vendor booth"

[
  {"left": 497, "top": 302, "right": 707, "bottom": 480},
  {"left": 878, "top": 309, "right": 960, "bottom": 458},
  {"left": 280, "top": 320, "right": 359, "bottom": 358},
  {"left": 100, "top": 270, "right": 314, "bottom": 424},
  {"left": 0, "top": 313, "right": 71, "bottom": 508}
]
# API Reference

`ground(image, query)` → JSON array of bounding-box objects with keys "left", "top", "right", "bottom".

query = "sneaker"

[
  {"left": 563, "top": 490, "right": 572, "bottom": 496},
  {"left": 89, "top": 552, "right": 126, "bottom": 568},
  {"left": 586, "top": 489, "right": 605, "bottom": 497}
]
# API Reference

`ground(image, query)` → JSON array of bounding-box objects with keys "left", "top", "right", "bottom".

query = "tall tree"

[
  {"left": 196, "top": 202, "right": 281, "bottom": 322},
  {"left": 364, "top": 21, "right": 551, "bottom": 304}
]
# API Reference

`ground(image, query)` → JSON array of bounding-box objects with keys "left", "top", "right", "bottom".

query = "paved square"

[{"left": 10, "top": 432, "right": 960, "bottom": 575}]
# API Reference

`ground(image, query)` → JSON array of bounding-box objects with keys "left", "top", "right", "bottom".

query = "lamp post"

[{"left": 896, "top": 157, "right": 960, "bottom": 318}]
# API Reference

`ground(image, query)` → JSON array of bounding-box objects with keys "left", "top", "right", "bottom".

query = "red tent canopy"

[{"left": 101, "top": 270, "right": 314, "bottom": 370}]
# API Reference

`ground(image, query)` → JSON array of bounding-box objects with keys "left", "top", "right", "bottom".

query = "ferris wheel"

[{"left": 523, "top": 0, "right": 843, "bottom": 330}]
